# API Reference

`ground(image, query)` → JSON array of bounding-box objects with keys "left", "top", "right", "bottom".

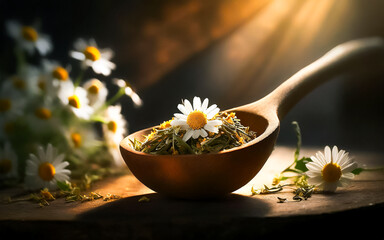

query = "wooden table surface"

[{"left": 1, "top": 146, "right": 384, "bottom": 239}]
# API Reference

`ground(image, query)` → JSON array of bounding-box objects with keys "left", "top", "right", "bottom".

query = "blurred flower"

[
  {"left": 70, "top": 38, "right": 115, "bottom": 76},
  {"left": 306, "top": 146, "right": 357, "bottom": 192},
  {"left": 171, "top": 97, "right": 222, "bottom": 141},
  {"left": 113, "top": 78, "right": 143, "bottom": 107},
  {"left": 6, "top": 20, "right": 52, "bottom": 55},
  {"left": 40, "top": 59, "right": 72, "bottom": 95},
  {"left": 102, "top": 105, "right": 127, "bottom": 166},
  {"left": 64, "top": 124, "right": 99, "bottom": 155},
  {"left": 0, "top": 81, "right": 26, "bottom": 117},
  {"left": 0, "top": 142, "right": 18, "bottom": 179},
  {"left": 57, "top": 81, "right": 94, "bottom": 120},
  {"left": 4, "top": 65, "right": 41, "bottom": 96},
  {"left": 83, "top": 78, "right": 108, "bottom": 110},
  {"left": 25, "top": 143, "right": 70, "bottom": 190}
]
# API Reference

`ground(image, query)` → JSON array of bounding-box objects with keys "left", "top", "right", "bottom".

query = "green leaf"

[
  {"left": 56, "top": 180, "right": 72, "bottom": 191},
  {"left": 294, "top": 157, "right": 312, "bottom": 172},
  {"left": 351, "top": 168, "right": 364, "bottom": 175},
  {"left": 292, "top": 121, "right": 302, "bottom": 161}
]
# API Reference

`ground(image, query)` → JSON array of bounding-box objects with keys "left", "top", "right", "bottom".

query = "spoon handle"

[{"left": 262, "top": 37, "right": 384, "bottom": 120}]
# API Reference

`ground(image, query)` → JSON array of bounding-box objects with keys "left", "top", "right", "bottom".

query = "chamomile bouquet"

[{"left": 0, "top": 20, "right": 141, "bottom": 191}]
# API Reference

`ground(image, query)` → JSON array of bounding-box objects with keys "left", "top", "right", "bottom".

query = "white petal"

[
  {"left": 342, "top": 172, "right": 355, "bottom": 180},
  {"left": 193, "top": 97, "right": 201, "bottom": 110},
  {"left": 324, "top": 146, "right": 332, "bottom": 163},
  {"left": 182, "top": 130, "right": 194, "bottom": 142},
  {"left": 306, "top": 162, "right": 322, "bottom": 172},
  {"left": 307, "top": 175, "right": 323, "bottom": 185},
  {"left": 206, "top": 119, "right": 222, "bottom": 127},
  {"left": 177, "top": 104, "right": 188, "bottom": 115},
  {"left": 332, "top": 146, "right": 339, "bottom": 163},
  {"left": 54, "top": 161, "right": 69, "bottom": 171},
  {"left": 70, "top": 51, "right": 86, "bottom": 60},
  {"left": 206, "top": 107, "right": 220, "bottom": 119},
  {"left": 201, "top": 98, "right": 209, "bottom": 111},
  {"left": 341, "top": 161, "right": 358, "bottom": 173},
  {"left": 306, "top": 170, "right": 321, "bottom": 178},
  {"left": 192, "top": 129, "right": 201, "bottom": 139},
  {"left": 200, "top": 129, "right": 208, "bottom": 138},
  {"left": 323, "top": 182, "right": 338, "bottom": 192},
  {"left": 205, "top": 104, "right": 217, "bottom": 115},
  {"left": 36, "top": 37, "right": 52, "bottom": 55},
  {"left": 171, "top": 119, "right": 188, "bottom": 127},
  {"left": 184, "top": 99, "right": 193, "bottom": 114},
  {"left": 174, "top": 113, "right": 187, "bottom": 120},
  {"left": 204, "top": 124, "right": 219, "bottom": 133}
]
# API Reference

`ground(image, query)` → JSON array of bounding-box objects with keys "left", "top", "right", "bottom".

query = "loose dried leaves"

[{"left": 133, "top": 112, "right": 256, "bottom": 155}]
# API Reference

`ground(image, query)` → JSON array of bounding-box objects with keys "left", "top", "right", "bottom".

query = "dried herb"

[{"left": 133, "top": 112, "right": 256, "bottom": 155}]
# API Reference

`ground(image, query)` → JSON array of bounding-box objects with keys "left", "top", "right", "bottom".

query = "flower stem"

[
  {"left": 105, "top": 87, "right": 126, "bottom": 107},
  {"left": 74, "top": 67, "right": 85, "bottom": 88}
]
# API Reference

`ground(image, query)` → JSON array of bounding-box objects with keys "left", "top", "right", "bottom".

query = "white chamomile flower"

[
  {"left": 28, "top": 100, "right": 60, "bottom": 134},
  {"left": 25, "top": 143, "right": 70, "bottom": 190},
  {"left": 4, "top": 65, "right": 41, "bottom": 96},
  {"left": 6, "top": 20, "right": 52, "bottom": 55},
  {"left": 102, "top": 105, "right": 127, "bottom": 166},
  {"left": 0, "top": 142, "right": 18, "bottom": 179},
  {"left": 57, "top": 81, "right": 94, "bottom": 120},
  {"left": 113, "top": 78, "right": 143, "bottom": 108},
  {"left": 83, "top": 78, "right": 108, "bottom": 109},
  {"left": 70, "top": 38, "right": 115, "bottom": 76},
  {"left": 306, "top": 146, "right": 358, "bottom": 192},
  {"left": 0, "top": 81, "right": 26, "bottom": 117},
  {"left": 63, "top": 124, "right": 98, "bottom": 155},
  {"left": 41, "top": 59, "right": 72, "bottom": 95},
  {"left": 171, "top": 96, "right": 222, "bottom": 142}
]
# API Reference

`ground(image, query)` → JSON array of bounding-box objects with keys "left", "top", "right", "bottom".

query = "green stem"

[
  {"left": 105, "top": 87, "right": 126, "bottom": 107},
  {"left": 14, "top": 46, "right": 26, "bottom": 73},
  {"left": 74, "top": 67, "right": 85, "bottom": 88}
]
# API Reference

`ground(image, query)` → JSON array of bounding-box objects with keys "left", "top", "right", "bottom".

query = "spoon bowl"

[{"left": 120, "top": 38, "right": 384, "bottom": 199}]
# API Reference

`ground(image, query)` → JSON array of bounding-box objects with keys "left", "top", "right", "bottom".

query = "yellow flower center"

[
  {"left": 0, "top": 99, "right": 11, "bottom": 112},
  {"left": 71, "top": 133, "right": 82, "bottom": 148},
  {"left": 52, "top": 67, "right": 68, "bottom": 81},
  {"left": 0, "top": 159, "right": 12, "bottom": 174},
  {"left": 12, "top": 76, "right": 25, "bottom": 90},
  {"left": 68, "top": 95, "right": 81, "bottom": 109},
  {"left": 87, "top": 80, "right": 103, "bottom": 94},
  {"left": 83, "top": 46, "right": 101, "bottom": 61},
  {"left": 187, "top": 111, "right": 207, "bottom": 130},
  {"left": 107, "top": 120, "right": 118, "bottom": 133},
  {"left": 38, "top": 162, "right": 56, "bottom": 181},
  {"left": 321, "top": 162, "right": 342, "bottom": 183},
  {"left": 21, "top": 26, "right": 38, "bottom": 42},
  {"left": 35, "top": 107, "right": 52, "bottom": 120}
]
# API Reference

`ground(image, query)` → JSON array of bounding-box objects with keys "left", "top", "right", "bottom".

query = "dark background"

[{"left": 1, "top": 0, "right": 384, "bottom": 153}]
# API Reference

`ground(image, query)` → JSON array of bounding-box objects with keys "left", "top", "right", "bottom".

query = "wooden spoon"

[{"left": 120, "top": 38, "right": 384, "bottom": 199}]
